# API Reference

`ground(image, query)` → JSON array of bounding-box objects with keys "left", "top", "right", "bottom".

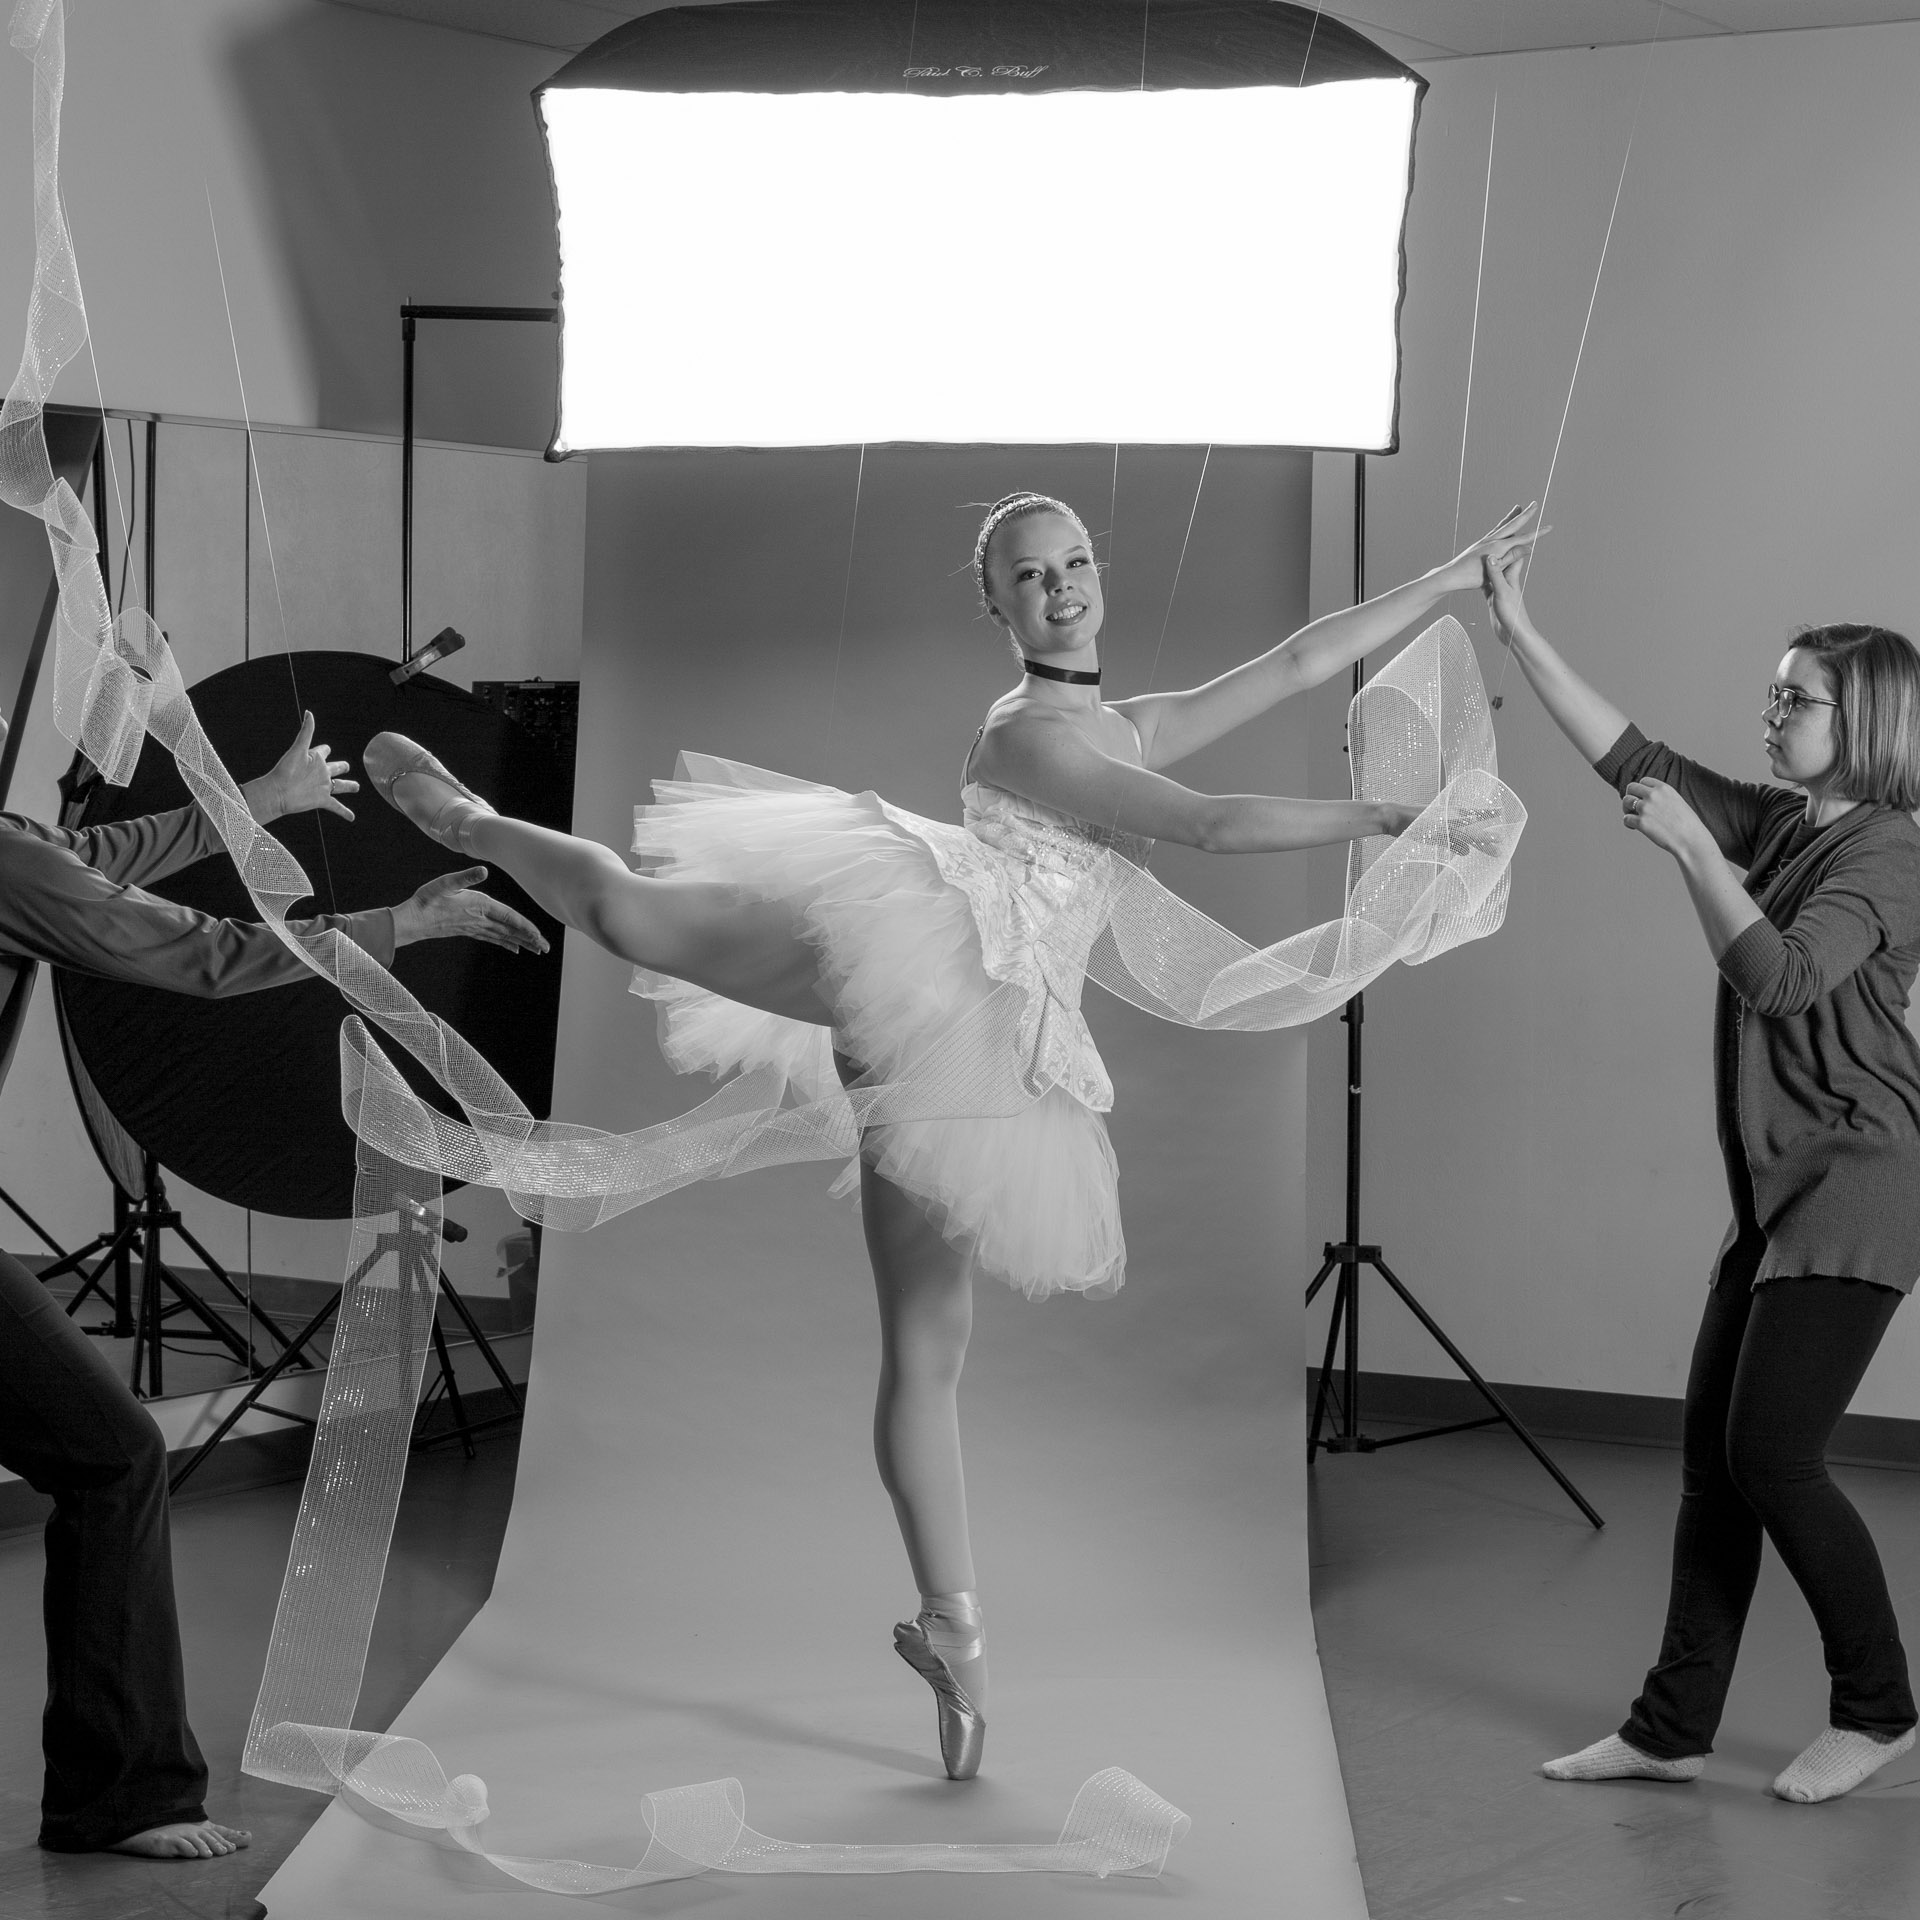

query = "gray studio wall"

[
  {"left": 0, "top": 0, "right": 561, "bottom": 445},
  {"left": 1302, "top": 20, "right": 1920, "bottom": 1420},
  {"left": 558, "top": 446, "right": 1318, "bottom": 1404}
]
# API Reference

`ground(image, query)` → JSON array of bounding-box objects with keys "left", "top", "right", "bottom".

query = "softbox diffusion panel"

[
  {"left": 538, "top": 0, "right": 1424, "bottom": 450},
  {"left": 57, "top": 652, "right": 571, "bottom": 1218}
]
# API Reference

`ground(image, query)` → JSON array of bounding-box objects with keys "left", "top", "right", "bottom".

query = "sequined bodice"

[
  {"left": 960, "top": 779, "right": 1154, "bottom": 872},
  {"left": 871, "top": 778, "right": 1151, "bottom": 1112}
]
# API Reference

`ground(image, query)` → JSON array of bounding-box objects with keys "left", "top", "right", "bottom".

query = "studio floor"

[{"left": 5, "top": 1421, "right": 1919, "bottom": 1920}]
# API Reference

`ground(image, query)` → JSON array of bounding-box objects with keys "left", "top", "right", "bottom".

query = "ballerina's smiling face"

[{"left": 982, "top": 511, "right": 1105, "bottom": 662}]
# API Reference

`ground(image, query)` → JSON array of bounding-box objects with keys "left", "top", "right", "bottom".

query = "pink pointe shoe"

[
  {"left": 893, "top": 1595, "right": 986, "bottom": 1781},
  {"left": 364, "top": 732, "right": 495, "bottom": 851}
]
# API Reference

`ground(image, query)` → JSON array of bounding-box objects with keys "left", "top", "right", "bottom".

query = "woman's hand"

[
  {"left": 1622, "top": 779, "right": 1714, "bottom": 861},
  {"left": 244, "top": 712, "right": 358, "bottom": 824},
  {"left": 1481, "top": 545, "right": 1537, "bottom": 653},
  {"left": 1425, "top": 502, "right": 1542, "bottom": 597},
  {"left": 390, "top": 867, "right": 549, "bottom": 953}
]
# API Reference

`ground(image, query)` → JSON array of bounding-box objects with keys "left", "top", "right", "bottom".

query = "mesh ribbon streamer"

[{"left": 4, "top": 0, "right": 1518, "bottom": 1891}]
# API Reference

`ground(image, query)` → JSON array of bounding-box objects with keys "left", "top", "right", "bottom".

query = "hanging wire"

[
  {"left": 203, "top": 185, "right": 340, "bottom": 916},
  {"left": 819, "top": 443, "right": 867, "bottom": 780},
  {"left": 1491, "top": 7, "right": 1667, "bottom": 707},
  {"left": 1452, "top": 91, "right": 1499, "bottom": 560},
  {"left": 62, "top": 191, "right": 136, "bottom": 620},
  {"left": 1295, "top": 2, "right": 1324, "bottom": 86},
  {"left": 1146, "top": 445, "right": 1211, "bottom": 705},
  {"left": 113, "top": 418, "right": 137, "bottom": 617}
]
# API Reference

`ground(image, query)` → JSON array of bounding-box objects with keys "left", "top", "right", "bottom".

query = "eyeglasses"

[{"left": 1763, "top": 683, "right": 1839, "bottom": 722}]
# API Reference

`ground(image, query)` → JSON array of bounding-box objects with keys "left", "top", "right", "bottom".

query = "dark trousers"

[
  {"left": 1621, "top": 1270, "right": 1915, "bottom": 1759},
  {"left": 0, "top": 1247, "right": 207, "bottom": 1849}
]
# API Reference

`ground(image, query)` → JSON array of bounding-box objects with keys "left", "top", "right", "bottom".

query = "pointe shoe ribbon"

[
  {"left": 893, "top": 1618, "right": 985, "bottom": 1782},
  {"left": 364, "top": 732, "right": 495, "bottom": 851}
]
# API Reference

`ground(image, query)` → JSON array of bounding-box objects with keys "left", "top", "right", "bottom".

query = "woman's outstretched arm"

[
  {"left": 1479, "top": 548, "right": 1630, "bottom": 761},
  {"left": 1116, "top": 504, "right": 1541, "bottom": 770},
  {"left": 1481, "top": 548, "right": 1767, "bottom": 956}
]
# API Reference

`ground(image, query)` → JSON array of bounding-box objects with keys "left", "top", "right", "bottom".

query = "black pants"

[
  {"left": 1621, "top": 1271, "right": 1915, "bottom": 1759},
  {"left": 0, "top": 1248, "right": 207, "bottom": 1849}
]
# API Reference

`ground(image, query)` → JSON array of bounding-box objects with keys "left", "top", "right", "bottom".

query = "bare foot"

[{"left": 106, "top": 1819, "right": 251, "bottom": 1859}]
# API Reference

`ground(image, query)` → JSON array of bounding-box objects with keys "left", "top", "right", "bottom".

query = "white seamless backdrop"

[{"left": 258, "top": 447, "right": 1369, "bottom": 1916}]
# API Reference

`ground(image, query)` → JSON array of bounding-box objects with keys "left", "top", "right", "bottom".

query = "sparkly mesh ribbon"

[{"left": 4, "top": 0, "right": 1517, "bottom": 1891}]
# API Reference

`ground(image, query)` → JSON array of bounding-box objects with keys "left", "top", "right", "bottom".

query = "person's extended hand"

[
  {"left": 1481, "top": 543, "right": 1539, "bottom": 654},
  {"left": 1622, "top": 779, "right": 1711, "bottom": 860},
  {"left": 391, "top": 867, "right": 549, "bottom": 954},
  {"left": 1427, "top": 502, "right": 1542, "bottom": 596},
  {"left": 245, "top": 712, "right": 358, "bottom": 823}
]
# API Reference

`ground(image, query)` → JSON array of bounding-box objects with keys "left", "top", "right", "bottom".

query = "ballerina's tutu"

[{"left": 629, "top": 754, "right": 1144, "bottom": 1300}]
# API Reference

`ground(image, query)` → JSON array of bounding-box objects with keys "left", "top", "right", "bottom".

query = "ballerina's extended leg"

[{"left": 364, "top": 733, "right": 827, "bottom": 1024}]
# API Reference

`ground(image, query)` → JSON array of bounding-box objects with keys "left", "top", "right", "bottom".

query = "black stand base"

[
  {"left": 43, "top": 1156, "right": 315, "bottom": 1400},
  {"left": 411, "top": 1276, "right": 525, "bottom": 1459},
  {"left": 1306, "top": 1241, "right": 1603, "bottom": 1529}
]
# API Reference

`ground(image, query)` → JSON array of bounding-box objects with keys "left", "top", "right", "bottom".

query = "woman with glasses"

[{"left": 1482, "top": 549, "right": 1920, "bottom": 1804}]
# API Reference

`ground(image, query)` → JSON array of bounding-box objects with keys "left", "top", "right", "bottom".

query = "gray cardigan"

[{"left": 1596, "top": 726, "right": 1920, "bottom": 1293}]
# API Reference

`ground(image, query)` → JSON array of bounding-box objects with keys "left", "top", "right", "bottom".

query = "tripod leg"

[
  {"left": 170, "top": 1219, "right": 317, "bottom": 1369},
  {"left": 34, "top": 1230, "right": 114, "bottom": 1291},
  {"left": 55, "top": 1233, "right": 128, "bottom": 1317},
  {"left": 134, "top": 1208, "right": 164, "bottom": 1396},
  {"left": 113, "top": 1189, "right": 134, "bottom": 1338},
  {"left": 168, "top": 1294, "right": 342, "bottom": 1495},
  {"left": 433, "top": 1276, "right": 523, "bottom": 1409},
  {"left": 1303, "top": 1253, "right": 1339, "bottom": 1310},
  {"left": 151, "top": 1258, "right": 259, "bottom": 1369},
  {"left": 1369, "top": 1257, "right": 1603, "bottom": 1530},
  {"left": 426, "top": 1312, "right": 476, "bottom": 1459},
  {"left": 1308, "top": 1277, "right": 1348, "bottom": 1462}
]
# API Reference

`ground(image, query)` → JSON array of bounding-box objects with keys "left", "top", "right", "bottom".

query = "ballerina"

[{"left": 363, "top": 490, "right": 1539, "bottom": 1780}]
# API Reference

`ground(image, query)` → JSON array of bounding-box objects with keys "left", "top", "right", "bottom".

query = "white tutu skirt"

[{"left": 630, "top": 759, "right": 1125, "bottom": 1300}]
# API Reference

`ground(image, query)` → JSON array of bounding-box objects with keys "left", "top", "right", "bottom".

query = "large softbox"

[{"left": 537, "top": 0, "right": 1424, "bottom": 451}]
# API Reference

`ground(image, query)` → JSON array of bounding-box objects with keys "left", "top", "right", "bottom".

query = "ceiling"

[{"left": 324, "top": 0, "right": 1920, "bottom": 64}]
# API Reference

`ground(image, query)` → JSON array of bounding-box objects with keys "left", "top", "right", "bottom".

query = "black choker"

[{"left": 1023, "top": 659, "right": 1101, "bottom": 686}]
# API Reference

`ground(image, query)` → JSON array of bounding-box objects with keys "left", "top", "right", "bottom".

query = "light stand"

[
  {"left": 1305, "top": 456, "right": 1602, "bottom": 1531},
  {"left": 399, "top": 304, "right": 557, "bottom": 663},
  {"left": 165, "top": 1216, "right": 523, "bottom": 1493},
  {"left": 45, "top": 1147, "right": 315, "bottom": 1399}
]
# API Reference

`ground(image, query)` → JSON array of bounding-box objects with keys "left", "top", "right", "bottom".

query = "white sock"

[
  {"left": 1770, "top": 1726, "right": 1915, "bottom": 1803},
  {"left": 1541, "top": 1734, "right": 1704, "bottom": 1783}
]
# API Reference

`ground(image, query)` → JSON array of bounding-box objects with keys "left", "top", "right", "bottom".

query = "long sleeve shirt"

[
  {"left": 0, "top": 803, "right": 395, "bottom": 997},
  {"left": 1596, "top": 725, "right": 1920, "bottom": 1293}
]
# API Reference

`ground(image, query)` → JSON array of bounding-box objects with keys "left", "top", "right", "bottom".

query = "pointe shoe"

[
  {"left": 364, "top": 732, "right": 494, "bottom": 850},
  {"left": 894, "top": 1616, "right": 985, "bottom": 1782}
]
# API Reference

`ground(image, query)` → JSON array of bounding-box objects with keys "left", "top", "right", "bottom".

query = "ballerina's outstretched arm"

[{"left": 1111, "top": 504, "right": 1542, "bottom": 771}]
